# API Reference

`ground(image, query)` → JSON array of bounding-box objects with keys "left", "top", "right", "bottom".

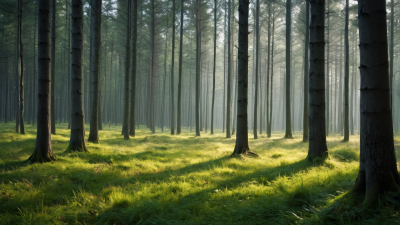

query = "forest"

[{"left": 0, "top": 0, "right": 400, "bottom": 224}]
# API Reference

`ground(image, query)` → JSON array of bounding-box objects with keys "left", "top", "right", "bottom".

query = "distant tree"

[
  {"left": 171, "top": 0, "right": 176, "bottom": 135},
  {"left": 177, "top": 0, "right": 184, "bottom": 135},
  {"left": 284, "top": 0, "right": 292, "bottom": 138},
  {"left": 122, "top": 0, "right": 131, "bottom": 140},
  {"left": 307, "top": 0, "right": 327, "bottom": 161},
  {"left": 68, "top": 0, "right": 87, "bottom": 152},
  {"left": 351, "top": 0, "right": 400, "bottom": 205},
  {"left": 225, "top": 0, "right": 231, "bottom": 138},
  {"left": 28, "top": 0, "right": 56, "bottom": 163},
  {"left": 210, "top": 0, "right": 216, "bottom": 135},
  {"left": 253, "top": 0, "right": 259, "bottom": 140},
  {"left": 195, "top": 0, "right": 201, "bottom": 137},
  {"left": 343, "top": 0, "right": 349, "bottom": 142},
  {"left": 129, "top": 0, "right": 137, "bottom": 137},
  {"left": 88, "top": 0, "right": 102, "bottom": 143},
  {"left": 17, "top": 0, "right": 25, "bottom": 134}
]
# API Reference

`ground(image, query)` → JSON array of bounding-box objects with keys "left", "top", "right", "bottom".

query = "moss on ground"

[{"left": 0, "top": 122, "right": 399, "bottom": 224}]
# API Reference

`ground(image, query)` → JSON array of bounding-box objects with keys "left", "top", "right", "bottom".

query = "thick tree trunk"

[
  {"left": 129, "top": 0, "right": 137, "bottom": 137},
  {"left": 233, "top": 0, "right": 255, "bottom": 156},
  {"left": 284, "top": 0, "right": 292, "bottom": 138},
  {"left": 352, "top": 0, "right": 400, "bottom": 205},
  {"left": 88, "top": 0, "right": 101, "bottom": 143},
  {"left": 177, "top": 0, "right": 184, "bottom": 135},
  {"left": 28, "top": 0, "right": 56, "bottom": 163},
  {"left": 303, "top": 0, "right": 309, "bottom": 142},
  {"left": 307, "top": 0, "right": 328, "bottom": 161},
  {"left": 68, "top": 0, "right": 87, "bottom": 152},
  {"left": 343, "top": 0, "right": 349, "bottom": 142},
  {"left": 171, "top": 0, "right": 176, "bottom": 135}
]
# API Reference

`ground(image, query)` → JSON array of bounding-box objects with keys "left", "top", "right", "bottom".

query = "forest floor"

[{"left": 0, "top": 122, "right": 400, "bottom": 225}]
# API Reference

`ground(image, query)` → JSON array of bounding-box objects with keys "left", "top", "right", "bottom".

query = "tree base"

[
  {"left": 307, "top": 152, "right": 328, "bottom": 163},
  {"left": 88, "top": 136, "right": 99, "bottom": 143},
  {"left": 26, "top": 150, "right": 56, "bottom": 164},
  {"left": 64, "top": 145, "right": 88, "bottom": 153},
  {"left": 231, "top": 149, "right": 259, "bottom": 158}
]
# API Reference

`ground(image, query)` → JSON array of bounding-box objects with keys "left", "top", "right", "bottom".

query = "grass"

[{"left": 0, "top": 122, "right": 399, "bottom": 224}]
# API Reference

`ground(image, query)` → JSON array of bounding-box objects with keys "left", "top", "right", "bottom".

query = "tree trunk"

[
  {"left": 33, "top": 3, "right": 37, "bottom": 126},
  {"left": 211, "top": 0, "right": 216, "bottom": 135},
  {"left": 50, "top": 0, "right": 56, "bottom": 134},
  {"left": 122, "top": 0, "right": 131, "bottom": 140},
  {"left": 268, "top": 9, "right": 275, "bottom": 137},
  {"left": 343, "top": 0, "right": 349, "bottom": 142},
  {"left": 88, "top": 0, "right": 102, "bottom": 143},
  {"left": 352, "top": 0, "right": 400, "bottom": 205},
  {"left": 253, "top": 0, "right": 259, "bottom": 139},
  {"left": 18, "top": 0, "right": 25, "bottom": 134},
  {"left": 28, "top": 0, "right": 56, "bottom": 163},
  {"left": 284, "top": 0, "right": 292, "bottom": 138},
  {"left": 390, "top": 0, "right": 394, "bottom": 109},
  {"left": 303, "top": 0, "right": 309, "bottom": 142},
  {"left": 129, "top": 0, "right": 137, "bottom": 136},
  {"left": 307, "top": 0, "right": 328, "bottom": 161},
  {"left": 195, "top": 0, "right": 201, "bottom": 136},
  {"left": 225, "top": 0, "right": 231, "bottom": 138},
  {"left": 68, "top": 0, "right": 87, "bottom": 152},
  {"left": 162, "top": 18, "right": 168, "bottom": 132},
  {"left": 266, "top": 3, "right": 271, "bottom": 138},
  {"left": 171, "top": 0, "right": 176, "bottom": 135},
  {"left": 177, "top": 0, "right": 184, "bottom": 135},
  {"left": 233, "top": 0, "right": 254, "bottom": 155},
  {"left": 326, "top": 1, "right": 330, "bottom": 136}
]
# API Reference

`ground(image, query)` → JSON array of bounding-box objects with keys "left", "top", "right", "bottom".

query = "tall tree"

[
  {"left": 129, "top": 0, "right": 137, "bottom": 137},
  {"left": 195, "top": 0, "right": 201, "bottom": 136},
  {"left": 233, "top": 0, "right": 257, "bottom": 156},
  {"left": 50, "top": 0, "right": 55, "bottom": 134},
  {"left": 17, "top": 0, "right": 25, "bottom": 134},
  {"left": 253, "top": 0, "right": 259, "bottom": 139},
  {"left": 122, "top": 0, "right": 131, "bottom": 140},
  {"left": 177, "top": 0, "right": 184, "bottom": 135},
  {"left": 211, "top": 0, "right": 216, "bottom": 134},
  {"left": 352, "top": 0, "right": 400, "bottom": 205},
  {"left": 171, "top": 0, "right": 176, "bottom": 135},
  {"left": 28, "top": 0, "right": 56, "bottom": 163},
  {"left": 68, "top": 0, "right": 87, "bottom": 152},
  {"left": 225, "top": 0, "right": 231, "bottom": 138},
  {"left": 389, "top": 0, "right": 394, "bottom": 108},
  {"left": 343, "top": 0, "right": 349, "bottom": 142},
  {"left": 284, "top": 0, "right": 293, "bottom": 138},
  {"left": 303, "top": 0, "right": 309, "bottom": 142},
  {"left": 88, "top": 0, "right": 102, "bottom": 143},
  {"left": 307, "top": 0, "right": 328, "bottom": 161}
]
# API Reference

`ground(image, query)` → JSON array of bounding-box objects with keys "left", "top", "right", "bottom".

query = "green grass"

[{"left": 0, "top": 122, "right": 399, "bottom": 224}]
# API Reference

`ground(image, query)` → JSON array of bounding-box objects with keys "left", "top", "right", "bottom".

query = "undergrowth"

[{"left": 0, "top": 122, "right": 399, "bottom": 224}]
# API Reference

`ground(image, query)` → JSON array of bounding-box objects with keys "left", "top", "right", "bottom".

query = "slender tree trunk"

[
  {"left": 68, "top": 0, "right": 87, "bottom": 152},
  {"left": 326, "top": 1, "right": 330, "bottom": 136},
  {"left": 303, "top": 0, "right": 309, "bottom": 142},
  {"left": 225, "top": 0, "right": 231, "bottom": 138},
  {"left": 177, "top": 0, "right": 184, "bottom": 134},
  {"left": 18, "top": 0, "right": 25, "bottom": 134},
  {"left": 122, "top": 0, "right": 131, "bottom": 140},
  {"left": 88, "top": 0, "right": 102, "bottom": 143},
  {"left": 352, "top": 0, "right": 400, "bottom": 205},
  {"left": 211, "top": 0, "right": 216, "bottom": 135},
  {"left": 162, "top": 18, "right": 168, "bottom": 132},
  {"left": 28, "top": 0, "right": 56, "bottom": 163},
  {"left": 171, "top": 0, "right": 176, "bottom": 135},
  {"left": 195, "top": 0, "right": 201, "bottom": 136},
  {"left": 343, "top": 0, "right": 349, "bottom": 142},
  {"left": 50, "top": 0, "right": 56, "bottom": 134},
  {"left": 390, "top": 0, "right": 394, "bottom": 109},
  {"left": 266, "top": 3, "right": 271, "bottom": 137},
  {"left": 284, "top": 0, "right": 292, "bottom": 138},
  {"left": 150, "top": 0, "right": 155, "bottom": 133},
  {"left": 268, "top": 9, "right": 275, "bottom": 137},
  {"left": 129, "top": 0, "right": 137, "bottom": 136},
  {"left": 307, "top": 0, "right": 328, "bottom": 161},
  {"left": 253, "top": 0, "right": 259, "bottom": 139}
]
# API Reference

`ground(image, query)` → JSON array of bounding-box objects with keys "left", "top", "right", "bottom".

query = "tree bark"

[
  {"left": 50, "top": 0, "right": 55, "bottom": 134},
  {"left": 68, "top": 0, "right": 87, "bottom": 152},
  {"left": 177, "top": 0, "right": 184, "bottom": 135},
  {"left": 28, "top": 0, "right": 56, "bottom": 163},
  {"left": 195, "top": 0, "right": 201, "bottom": 136},
  {"left": 303, "top": 0, "right": 309, "bottom": 142},
  {"left": 122, "top": 0, "right": 131, "bottom": 140},
  {"left": 18, "top": 0, "right": 25, "bottom": 134},
  {"left": 343, "top": 0, "right": 349, "bottom": 142},
  {"left": 390, "top": 0, "right": 394, "bottom": 109},
  {"left": 129, "top": 0, "right": 137, "bottom": 137},
  {"left": 307, "top": 0, "right": 328, "bottom": 161},
  {"left": 88, "top": 0, "right": 102, "bottom": 143},
  {"left": 225, "top": 0, "right": 231, "bottom": 138},
  {"left": 211, "top": 0, "right": 216, "bottom": 135},
  {"left": 352, "top": 0, "right": 400, "bottom": 205},
  {"left": 284, "top": 0, "right": 292, "bottom": 138},
  {"left": 253, "top": 0, "right": 259, "bottom": 139},
  {"left": 171, "top": 0, "right": 176, "bottom": 135}
]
